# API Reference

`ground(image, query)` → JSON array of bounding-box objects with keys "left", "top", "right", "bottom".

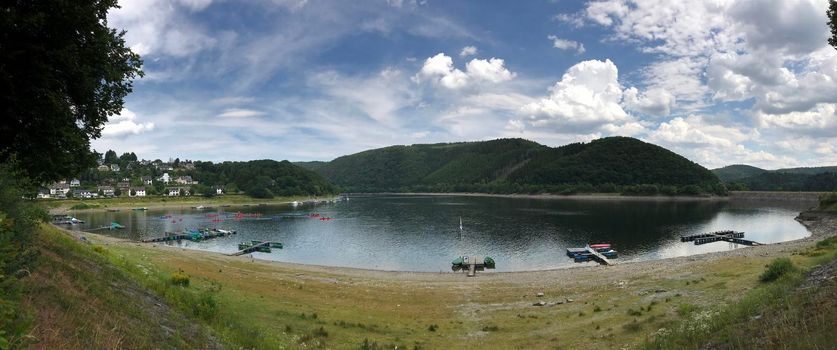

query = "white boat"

[
  {"left": 459, "top": 217, "right": 463, "bottom": 231},
  {"left": 291, "top": 201, "right": 300, "bottom": 207}
]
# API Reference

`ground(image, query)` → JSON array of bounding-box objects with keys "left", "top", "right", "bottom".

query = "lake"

[{"left": 67, "top": 194, "right": 812, "bottom": 272}]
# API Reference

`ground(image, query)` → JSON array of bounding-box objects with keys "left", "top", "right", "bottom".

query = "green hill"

[
  {"left": 712, "top": 164, "right": 768, "bottom": 182},
  {"left": 712, "top": 165, "right": 837, "bottom": 191},
  {"left": 190, "top": 160, "right": 339, "bottom": 198},
  {"left": 308, "top": 137, "right": 723, "bottom": 195}
]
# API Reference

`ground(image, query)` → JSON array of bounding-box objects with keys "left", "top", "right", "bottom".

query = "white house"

[
  {"left": 215, "top": 187, "right": 223, "bottom": 195},
  {"left": 49, "top": 183, "right": 70, "bottom": 196},
  {"left": 158, "top": 173, "right": 171, "bottom": 184},
  {"left": 97, "top": 185, "right": 115, "bottom": 197},
  {"left": 140, "top": 176, "right": 153, "bottom": 185},
  {"left": 69, "top": 179, "right": 81, "bottom": 187},
  {"left": 110, "top": 164, "right": 120, "bottom": 171},
  {"left": 165, "top": 187, "right": 190, "bottom": 196},
  {"left": 73, "top": 189, "right": 97, "bottom": 199},
  {"left": 130, "top": 187, "right": 146, "bottom": 197}
]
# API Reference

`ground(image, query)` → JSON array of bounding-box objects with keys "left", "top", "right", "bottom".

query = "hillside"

[
  {"left": 712, "top": 165, "right": 837, "bottom": 191},
  {"left": 190, "top": 160, "right": 339, "bottom": 198},
  {"left": 712, "top": 164, "right": 768, "bottom": 182},
  {"left": 307, "top": 137, "right": 723, "bottom": 194}
]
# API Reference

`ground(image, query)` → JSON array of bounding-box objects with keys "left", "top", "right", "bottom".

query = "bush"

[
  {"left": 427, "top": 324, "right": 438, "bottom": 332},
  {"left": 192, "top": 291, "right": 218, "bottom": 320},
  {"left": 759, "top": 258, "right": 797, "bottom": 282},
  {"left": 170, "top": 272, "right": 190, "bottom": 287}
]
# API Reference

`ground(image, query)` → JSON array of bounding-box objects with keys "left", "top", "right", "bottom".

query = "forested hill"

[
  {"left": 711, "top": 164, "right": 837, "bottom": 191},
  {"left": 300, "top": 137, "right": 724, "bottom": 195},
  {"left": 191, "top": 160, "right": 339, "bottom": 198}
]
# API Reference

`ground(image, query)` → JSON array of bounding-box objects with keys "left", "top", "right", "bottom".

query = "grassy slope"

[
  {"left": 22, "top": 225, "right": 219, "bottom": 349},
  {"left": 25, "top": 225, "right": 830, "bottom": 349}
]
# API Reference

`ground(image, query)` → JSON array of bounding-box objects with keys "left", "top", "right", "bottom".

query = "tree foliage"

[
  {"left": 191, "top": 160, "right": 339, "bottom": 197},
  {"left": 829, "top": 0, "right": 837, "bottom": 49},
  {"left": 0, "top": 0, "right": 143, "bottom": 183},
  {"left": 307, "top": 137, "right": 724, "bottom": 195}
]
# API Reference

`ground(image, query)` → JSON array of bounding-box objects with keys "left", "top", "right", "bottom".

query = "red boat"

[{"left": 589, "top": 243, "right": 611, "bottom": 249}]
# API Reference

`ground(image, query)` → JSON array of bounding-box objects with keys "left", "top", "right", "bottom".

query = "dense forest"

[
  {"left": 189, "top": 160, "right": 339, "bottom": 198},
  {"left": 298, "top": 137, "right": 726, "bottom": 195},
  {"left": 712, "top": 164, "right": 837, "bottom": 191}
]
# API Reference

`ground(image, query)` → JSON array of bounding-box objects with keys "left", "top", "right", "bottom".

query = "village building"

[
  {"left": 165, "top": 187, "right": 190, "bottom": 196},
  {"left": 69, "top": 179, "right": 81, "bottom": 187},
  {"left": 109, "top": 164, "right": 120, "bottom": 171},
  {"left": 175, "top": 175, "right": 196, "bottom": 185},
  {"left": 140, "top": 176, "right": 153, "bottom": 185},
  {"left": 72, "top": 189, "right": 97, "bottom": 199},
  {"left": 158, "top": 172, "right": 171, "bottom": 184},
  {"left": 97, "top": 185, "right": 115, "bottom": 197},
  {"left": 49, "top": 183, "right": 70, "bottom": 196},
  {"left": 130, "top": 187, "right": 146, "bottom": 197},
  {"left": 97, "top": 165, "right": 109, "bottom": 171}
]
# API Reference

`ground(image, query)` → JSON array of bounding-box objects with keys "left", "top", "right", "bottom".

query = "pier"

[
  {"left": 228, "top": 241, "right": 282, "bottom": 256},
  {"left": 451, "top": 256, "right": 496, "bottom": 277},
  {"left": 680, "top": 231, "right": 762, "bottom": 246},
  {"left": 141, "top": 228, "right": 237, "bottom": 243},
  {"left": 566, "top": 244, "right": 618, "bottom": 265}
]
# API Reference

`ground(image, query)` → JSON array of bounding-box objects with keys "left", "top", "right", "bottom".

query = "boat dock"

[
  {"left": 681, "top": 231, "right": 762, "bottom": 246},
  {"left": 451, "top": 255, "right": 496, "bottom": 277},
  {"left": 141, "top": 228, "right": 237, "bottom": 243},
  {"left": 228, "top": 241, "right": 282, "bottom": 256},
  {"left": 566, "top": 244, "right": 617, "bottom": 265}
]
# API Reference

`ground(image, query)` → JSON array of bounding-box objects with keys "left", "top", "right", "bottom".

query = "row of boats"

[{"left": 566, "top": 243, "right": 618, "bottom": 262}]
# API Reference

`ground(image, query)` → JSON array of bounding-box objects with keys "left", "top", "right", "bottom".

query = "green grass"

[
  {"left": 819, "top": 192, "right": 837, "bottom": 211},
  {"left": 645, "top": 239, "right": 837, "bottom": 349},
  {"left": 22, "top": 225, "right": 218, "bottom": 349}
]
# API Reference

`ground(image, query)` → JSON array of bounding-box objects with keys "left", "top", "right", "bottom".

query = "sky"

[{"left": 95, "top": 0, "right": 837, "bottom": 169}]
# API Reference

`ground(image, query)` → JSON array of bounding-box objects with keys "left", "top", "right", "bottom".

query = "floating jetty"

[
  {"left": 141, "top": 228, "right": 237, "bottom": 243},
  {"left": 51, "top": 215, "right": 84, "bottom": 225},
  {"left": 229, "top": 240, "right": 283, "bottom": 256},
  {"left": 681, "top": 230, "right": 762, "bottom": 246},
  {"left": 452, "top": 256, "right": 495, "bottom": 277},
  {"left": 566, "top": 244, "right": 617, "bottom": 265}
]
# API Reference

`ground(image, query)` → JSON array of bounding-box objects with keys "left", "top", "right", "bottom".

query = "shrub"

[
  {"left": 759, "top": 258, "right": 797, "bottom": 282},
  {"left": 427, "top": 324, "right": 438, "bottom": 332},
  {"left": 482, "top": 325, "right": 499, "bottom": 332},
  {"left": 192, "top": 292, "right": 218, "bottom": 320},
  {"left": 170, "top": 272, "right": 190, "bottom": 287}
]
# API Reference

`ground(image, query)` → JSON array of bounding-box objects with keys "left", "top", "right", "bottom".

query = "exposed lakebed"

[{"left": 68, "top": 194, "right": 812, "bottom": 272}]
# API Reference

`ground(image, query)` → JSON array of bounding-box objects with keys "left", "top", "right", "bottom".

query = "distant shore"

[
  {"left": 46, "top": 194, "right": 337, "bottom": 214},
  {"left": 358, "top": 191, "right": 731, "bottom": 202}
]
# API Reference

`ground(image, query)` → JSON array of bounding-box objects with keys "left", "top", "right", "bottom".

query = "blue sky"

[{"left": 96, "top": 0, "right": 837, "bottom": 169}]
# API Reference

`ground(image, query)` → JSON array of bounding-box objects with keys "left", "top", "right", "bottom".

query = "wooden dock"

[
  {"left": 681, "top": 231, "right": 761, "bottom": 246},
  {"left": 451, "top": 256, "right": 495, "bottom": 277},
  {"left": 141, "top": 228, "right": 236, "bottom": 243},
  {"left": 584, "top": 245, "right": 612, "bottom": 265},
  {"left": 228, "top": 241, "right": 274, "bottom": 256}
]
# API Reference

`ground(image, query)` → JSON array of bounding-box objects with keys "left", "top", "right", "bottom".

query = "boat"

[
  {"left": 291, "top": 201, "right": 300, "bottom": 207},
  {"left": 107, "top": 209, "right": 119, "bottom": 212},
  {"left": 214, "top": 229, "right": 236, "bottom": 235},
  {"left": 459, "top": 217, "right": 463, "bottom": 231},
  {"left": 132, "top": 207, "right": 148, "bottom": 211},
  {"left": 109, "top": 222, "right": 125, "bottom": 230},
  {"left": 194, "top": 205, "right": 206, "bottom": 210}
]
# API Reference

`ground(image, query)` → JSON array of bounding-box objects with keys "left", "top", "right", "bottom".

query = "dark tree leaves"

[
  {"left": 830, "top": 0, "right": 837, "bottom": 49},
  {"left": 0, "top": 0, "right": 143, "bottom": 183}
]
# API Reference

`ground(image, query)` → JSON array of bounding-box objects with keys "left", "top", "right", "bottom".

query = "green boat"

[
  {"left": 269, "top": 242, "right": 283, "bottom": 249},
  {"left": 109, "top": 222, "right": 125, "bottom": 230},
  {"left": 484, "top": 256, "right": 496, "bottom": 269},
  {"left": 256, "top": 246, "right": 271, "bottom": 253},
  {"left": 238, "top": 243, "right": 252, "bottom": 250},
  {"left": 451, "top": 256, "right": 464, "bottom": 266}
]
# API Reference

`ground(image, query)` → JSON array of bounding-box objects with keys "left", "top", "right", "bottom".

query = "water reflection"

[{"left": 68, "top": 195, "right": 812, "bottom": 272}]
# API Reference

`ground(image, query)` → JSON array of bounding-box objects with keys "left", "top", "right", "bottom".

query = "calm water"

[{"left": 68, "top": 195, "right": 812, "bottom": 272}]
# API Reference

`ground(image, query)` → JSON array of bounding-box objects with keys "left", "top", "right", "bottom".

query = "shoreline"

[
  {"left": 47, "top": 195, "right": 337, "bottom": 214},
  {"left": 355, "top": 191, "right": 730, "bottom": 201},
  {"left": 64, "top": 209, "right": 837, "bottom": 280}
]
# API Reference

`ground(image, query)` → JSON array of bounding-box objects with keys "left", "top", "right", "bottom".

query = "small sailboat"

[{"left": 459, "top": 216, "right": 463, "bottom": 231}]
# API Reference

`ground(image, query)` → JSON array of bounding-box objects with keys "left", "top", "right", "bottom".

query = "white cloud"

[
  {"left": 547, "top": 35, "right": 585, "bottom": 54},
  {"left": 217, "top": 108, "right": 265, "bottom": 118},
  {"left": 519, "top": 59, "right": 629, "bottom": 132},
  {"left": 108, "top": 0, "right": 218, "bottom": 58},
  {"left": 459, "top": 45, "right": 478, "bottom": 57},
  {"left": 415, "top": 53, "right": 515, "bottom": 89},
  {"left": 554, "top": 13, "right": 585, "bottom": 28},
  {"left": 623, "top": 87, "right": 675, "bottom": 116},
  {"left": 756, "top": 103, "right": 837, "bottom": 137},
  {"left": 102, "top": 109, "right": 155, "bottom": 137}
]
